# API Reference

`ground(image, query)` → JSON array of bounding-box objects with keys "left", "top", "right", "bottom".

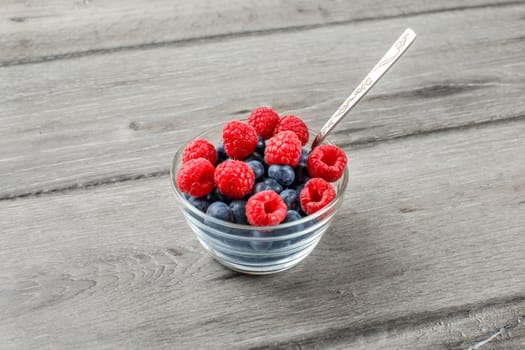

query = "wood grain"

[
  {"left": 1, "top": 119, "right": 524, "bottom": 349},
  {"left": 263, "top": 304, "right": 525, "bottom": 349},
  {"left": 0, "top": 0, "right": 519, "bottom": 65},
  {"left": 1, "top": 4, "right": 525, "bottom": 198}
]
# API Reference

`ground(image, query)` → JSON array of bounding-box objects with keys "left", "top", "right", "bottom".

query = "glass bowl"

[{"left": 169, "top": 121, "right": 349, "bottom": 274}]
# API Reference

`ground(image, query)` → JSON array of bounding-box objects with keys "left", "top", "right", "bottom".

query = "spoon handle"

[{"left": 311, "top": 28, "right": 417, "bottom": 149}]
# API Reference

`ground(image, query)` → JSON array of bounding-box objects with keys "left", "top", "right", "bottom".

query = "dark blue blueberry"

[
  {"left": 295, "top": 182, "right": 307, "bottom": 194},
  {"left": 230, "top": 200, "right": 248, "bottom": 225},
  {"left": 184, "top": 196, "right": 206, "bottom": 223},
  {"left": 283, "top": 210, "right": 304, "bottom": 234},
  {"left": 263, "top": 178, "right": 283, "bottom": 193},
  {"left": 273, "top": 211, "right": 304, "bottom": 248},
  {"left": 249, "top": 231, "right": 273, "bottom": 250},
  {"left": 280, "top": 189, "right": 299, "bottom": 211},
  {"left": 246, "top": 151, "right": 269, "bottom": 172},
  {"left": 187, "top": 196, "right": 210, "bottom": 212},
  {"left": 293, "top": 165, "right": 310, "bottom": 187},
  {"left": 207, "top": 188, "right": 232, "bottom": 204},
  {"left": 284, "top": 210, "right": 303, "bottom": 223},
  {"left": 246, "top": 160, "right": 265, "bottom": 180},
  {"left": 215, "top": 141, "right": 228, "bottom": 164},
  {"left": 299, "top": 148, "right": 309, "bottom": 167},
  {"left": 245, "top": 152, "right": 264, "bottom": 163},
  {"left": 254, "top": 181, "right": 271, "bottom": 193},
  {"left": 303, "top": 217, "right": 318, "bottom": 229},
  {"left": 255, "top": 136, "right": 266, "bottom": 154},
  {"left": 206, "top": 201, "right": 234, "bottom": 223},
  {"left": 294, "top": 217, "right": 319, "bottom": 243},
  {"left": 268, "top": 165, "right": 295, "bottom": 186}
]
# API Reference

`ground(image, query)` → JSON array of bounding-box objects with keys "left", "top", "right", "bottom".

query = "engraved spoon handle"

[{"left": 311, "top": 28, "right": 417, "bottom": 149}]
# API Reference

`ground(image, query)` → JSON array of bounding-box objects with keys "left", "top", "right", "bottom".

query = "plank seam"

[
  {"left": 1, "top": 113, "right": 523, "bottom": 201},
  {"left": 1, "top": 0, "right": 523, "bottom": 67},
  {"left": 0, "top": 169, "right": 169, "bottom": 201},
  {"left": 339, "top": 113, "right": 525, "bottom": 148},
  {"left": 245, "top": 294, "right": 525, "bottom": 350}
]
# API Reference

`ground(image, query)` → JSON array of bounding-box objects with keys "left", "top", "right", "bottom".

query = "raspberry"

[
  {"left": 214, "top": 160, "right": 255, "bottom": 199},
  {"left": 182, "top": 138, "right": 217, "bottom": 164},
  {"left": 176, "top": 158, "right": 215, "bottom": 197},
  {"left": 246, "top": 190, "right": 287, "bottom": 226},
  {"left": 300, "top": 178, "right": 336, "bottom": 215},
  {"left": 307, "top": 144, "right": 347, "bottom": 182},
  {"left": 273, "top": 115, "right": 309, "bottom": 146},
  {"left": 264, "top": 131, "right": 302, "bottom": 167},
  {"left": 248, "top": 107, "right": 280, "bottom": 140},
  {"left": 222, "top": 121, "right": 258, "bottom": 160}
]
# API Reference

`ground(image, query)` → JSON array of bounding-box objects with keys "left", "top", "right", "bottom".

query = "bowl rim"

[{"left": 169, "top": 121, "right": 349, "bottom": 232}]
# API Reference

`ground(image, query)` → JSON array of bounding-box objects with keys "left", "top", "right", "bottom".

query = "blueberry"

[
  {"left": 187, "top": 196, "right": 210, "bottom": 212},
  {"left": 284, "top": 210, "right": 303, "bottom": 223},
  {"left": 273, "top": 210, "right": 304, "bottom": 248},
  {"left": 246, "top": 160, "right": 265, "bottom": 180},
  {"left": 249, "top": 230, "right": 273, "bottom": 250},
  {"left": 283, "top": 210, "right": 304, "bottom": 233},
  {"left": 293, "top": 165, "right": 310, "bottom": 186},
  {"left": 216, "top": 142, "right": 228, "bottom": 164},
  {"left": 280, "top": 189, "right": 299, "bottom": 211},
  {"left": 206, "top": 201, "right": 234, "bottom": 222},
  {"left": 254, "top": 182, "right": 270, "bottom": 193},
  {"left": 299, "top": 148, "right": 309, "bottom": 167},
  {"left": 296, "top": 217, "right": 319, "bottom": 242},
  {"left": 254, "top": 178, "right": 284, "bottom": 194},
  {"left": 263, "top": 178, "right": 283, "bottom": 193},
  {"left": 255, "top": 136, "right": 266, "bottom": 154},
  {"left": 184, "top": 195, "right": 206, "bottom": 223},
  {"left": 295, "top": 182, "right": 306, "bottom": 194},
  {"left": 207, "top": 188, "right": 232, "bottom": 204},
  {"left": 268, "top": 165, "right": 295, "bottom": 186},
  {"left": 245, "top": 152, "right": 264, "bottom": 163},
  {"left": 230, "top": 200, "right": 248, "bottom": 224},
  {"left": 283, "top": 210, "right": 304, "bottom": 234}
]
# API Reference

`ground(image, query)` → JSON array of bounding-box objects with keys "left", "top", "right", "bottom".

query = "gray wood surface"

[
  {"left": 1, "top": 120, "right": 524, "bottom": 349},
  {"left": 0, "top": 0, "right": 517, "bottom": 65},
  {"left": 1, "top": 4, "right": 525, "bottom": 198},
  {"left": 1, "top": 0, "right": 525, "bottom": 349}
]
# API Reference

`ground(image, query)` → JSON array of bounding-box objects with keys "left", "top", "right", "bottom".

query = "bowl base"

[{"left": 197, "top": 236, "right": 320, "bottom": 275}]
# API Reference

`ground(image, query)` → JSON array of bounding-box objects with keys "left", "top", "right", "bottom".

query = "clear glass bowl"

[{"left": 170, "top": 121, "right": 349, "bottom": 274}]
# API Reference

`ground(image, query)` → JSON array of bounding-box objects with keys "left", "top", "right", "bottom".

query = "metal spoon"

[{"left": 311, "top": 28, "right": 417, "bottom": 149}]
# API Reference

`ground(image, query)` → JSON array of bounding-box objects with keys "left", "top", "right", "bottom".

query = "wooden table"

[{"left": 1, "top": 1, "right": 524, "bottom": 349}]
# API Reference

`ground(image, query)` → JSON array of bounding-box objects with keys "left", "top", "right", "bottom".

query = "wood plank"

[
  {"left": 273, "top": 303, "right": 525, "bottom": 349},
  {"left": 1, "top": 4, "right": 525, "bottom": 197},
  {"left": 0, "top": 0, "right": 518, "bottom": 65},
  {"left": 1, "top": 119, "right": 524, "bottom": 349}
]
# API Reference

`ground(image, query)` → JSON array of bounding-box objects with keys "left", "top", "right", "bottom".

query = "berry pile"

[{"left": 175, "top": 107, "right": 347, "bottom": 227}]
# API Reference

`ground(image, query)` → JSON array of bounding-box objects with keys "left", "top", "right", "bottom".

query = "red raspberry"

[
  {"left": 222, "top": 121, "right": 258, "bottom": 160},
  {"left": 248, "top": 107, "right": 280, "bottom": 140},
  {"left": 182, "top": 138, "right": 216, "bottom": 164},
  {"left": 300, "top": 178, "right": 336, "bottom": 215},
  {"left": 264, "top": 131, "right": 302, "bottom": 167},
  {"left": 214, "top": 160, "right": 255, "bottom": 199},
  {"left": 176, "top": 158, "right": 215, "bottom": 197},
  {"left": 246, "top": 190, "right": 287, "bottom": 226},
  {"left": 307, "top": 144, "right": 347, "bottom": 182},
  {"left": 273, "top": 115, "right": 309, "bottom": 146}
]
